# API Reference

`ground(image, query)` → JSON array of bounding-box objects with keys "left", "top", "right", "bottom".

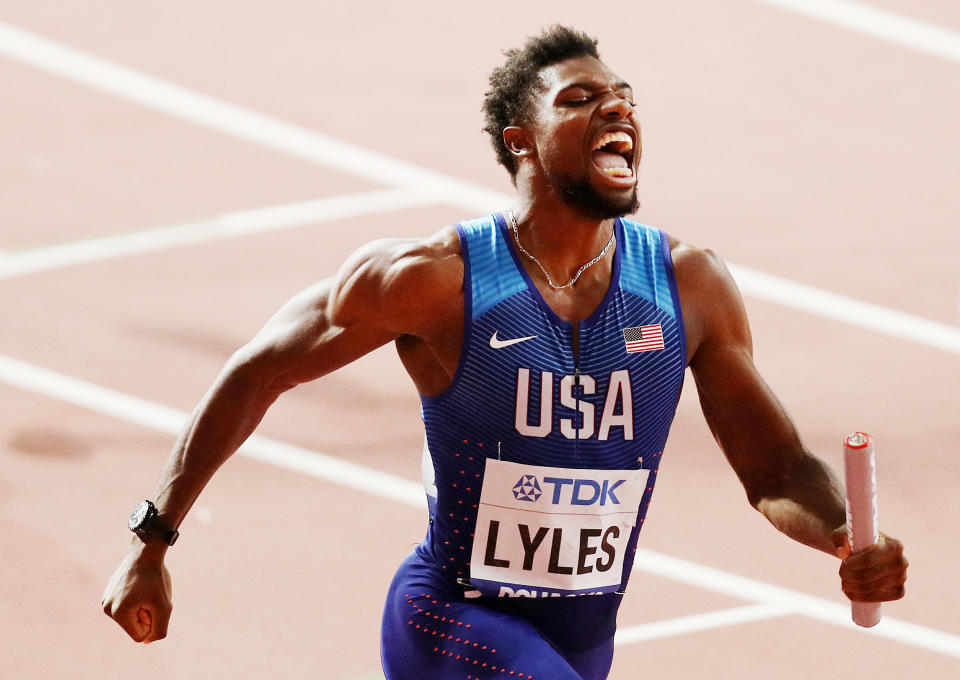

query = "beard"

[{"left": 558, "top": 176, "right": 639, "bottom": 219}]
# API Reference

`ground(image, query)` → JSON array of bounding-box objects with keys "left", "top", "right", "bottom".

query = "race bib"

[{"left": 469, "top": 459, "right": 648, "bottom": 598}]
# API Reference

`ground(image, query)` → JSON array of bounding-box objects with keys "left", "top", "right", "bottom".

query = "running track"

[{"left": 1, "top": 2, "right": 958, "bottom": 678}]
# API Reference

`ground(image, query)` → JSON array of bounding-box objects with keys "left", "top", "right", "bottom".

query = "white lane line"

[
  {"left": 755, "top": 0, "right": 960, "bottom": 64},
  {"left": 634, "top": 548, "right": 960, "bottom": 658},
  {"left": 730, "top": 265, "right": 960, "bottom": 355},
  {"left": 0, "top": 353, "right": 426, "bottom": 508},
  {"left": 2, "top": 203, "right": 956, "bottom": 356},
  {"left": 0, "top": 21, "right": 505, "bottom": 213},
  {"left": 1, "top": 351, "right": 958, "bottom": 657},
  {"left": 0, "top": 354, "right": 426, "bottom": 508},
  {"left": 0, "top": 187, "right": 435, "bottom": 279},
  {"left": 614, "top": 602, "right": 794, "bottom": 645}
]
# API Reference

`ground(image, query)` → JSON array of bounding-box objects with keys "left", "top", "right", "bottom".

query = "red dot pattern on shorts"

[{"left": 405, "top": 594, "right": 534, "bottom": 679}]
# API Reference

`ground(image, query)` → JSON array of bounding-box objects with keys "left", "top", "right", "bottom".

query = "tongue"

[{"left": 591, "top": 150, "right": 628, "bottom": 169}]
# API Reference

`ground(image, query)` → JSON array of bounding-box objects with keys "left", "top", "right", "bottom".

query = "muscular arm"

[
  {"left": 150, "top": 228, "right": 463, "bottom": 528},
  {"left": 674, "top": 242, "right": 906, "bottom": 600},
  {"left": 103, "top": 228, "right": 463, "bottom": 641},
  {"left": 676, "top": 244, "right": 844, "bottom": 553},
  {"left": 145, "top": 278, "right": 394, "bottom": 542}
]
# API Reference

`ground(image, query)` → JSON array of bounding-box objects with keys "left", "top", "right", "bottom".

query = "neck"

[{"left": 510, "top": 175, "right": 617, "bottom": 282}]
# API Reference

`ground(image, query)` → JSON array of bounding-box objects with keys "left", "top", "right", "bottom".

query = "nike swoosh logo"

[{"left": 489, "top": 331, "right": 537, "bottom": 349}]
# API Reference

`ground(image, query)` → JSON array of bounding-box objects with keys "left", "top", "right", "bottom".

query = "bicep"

[
  {"left": 231, "top": 276, "right": 398, "bottom": 392},
  {"left": 685, "top": 251, "right": 804, "bottom": 502},
  {"left": 227, "top": 231, "right": 461, "bottom": 392}
]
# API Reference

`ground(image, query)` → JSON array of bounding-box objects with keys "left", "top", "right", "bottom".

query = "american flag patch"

[{"left": 622, "top": 324, "right": 665, "bottom": 353}]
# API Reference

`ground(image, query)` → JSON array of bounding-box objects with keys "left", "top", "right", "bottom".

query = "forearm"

[
  {"left": 753, "top": 451, "right": 847, "bottom": 556},
  {"left": 131, "top": 359, "right": 284, "bottom": 560}
]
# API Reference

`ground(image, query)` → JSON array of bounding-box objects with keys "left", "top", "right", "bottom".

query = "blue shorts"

[{"left": 380, "top": 551, "right": 617, "bottom": 680}]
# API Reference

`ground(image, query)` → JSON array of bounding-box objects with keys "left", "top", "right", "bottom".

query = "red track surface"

[{"left": 1, "top": 2, "right": 958, "bottom": 679}]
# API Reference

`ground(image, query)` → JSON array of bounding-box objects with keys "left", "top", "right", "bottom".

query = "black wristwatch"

[{"left": 128, "top": 500, "right": 179, "bottom": 546}]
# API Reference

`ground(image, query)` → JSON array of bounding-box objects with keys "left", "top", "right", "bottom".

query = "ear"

[{"left": 503, "top": 126, "right": 535, "bottom": 158}]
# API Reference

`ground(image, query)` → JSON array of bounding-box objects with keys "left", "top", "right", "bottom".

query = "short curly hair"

[{"left": 483, "top": 26, "right": 600, "bottom": 181}]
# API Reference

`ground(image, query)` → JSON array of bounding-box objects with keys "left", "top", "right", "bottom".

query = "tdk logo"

[
  {"left": 512, "top": 475, "right": 542, "bottom": 502},
  {"left": 543, "top": 477, "right": 625, "bottom": 506}
]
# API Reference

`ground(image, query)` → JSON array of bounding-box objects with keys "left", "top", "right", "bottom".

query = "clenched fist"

[
  {"left": 102, "top": 549, "right": 173, "bottom": 643},
  {"left": 833, "top": 529, "right": 908, "bottom": 603}
]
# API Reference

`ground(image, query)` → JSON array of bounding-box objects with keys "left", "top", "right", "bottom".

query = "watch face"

[{"left": 128, "top": 501, "right": 151, "bottom": 531}]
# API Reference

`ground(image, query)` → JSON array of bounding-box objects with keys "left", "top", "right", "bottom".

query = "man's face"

[{"left": 525, "top": 56, "right": 641, "bottom": 218}]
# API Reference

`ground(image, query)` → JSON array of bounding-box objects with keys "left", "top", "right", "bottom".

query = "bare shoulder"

[
  {"left": 667, "top": 235, "right": 729, "bottom": 289},
  {"left": 330, "top": 225, "right": 463, "bottom": 338},
  {"left": 666, "top": 235, "right": 751, "bottom": 365}
]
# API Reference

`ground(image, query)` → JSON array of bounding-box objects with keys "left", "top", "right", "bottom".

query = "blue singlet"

[{"left": 381, "top": 213, "right": 686, "bottom": 679}]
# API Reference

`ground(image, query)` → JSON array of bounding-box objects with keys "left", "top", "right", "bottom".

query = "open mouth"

[{"left": 591, "top": 131, "right": 635, "bottom": 179}]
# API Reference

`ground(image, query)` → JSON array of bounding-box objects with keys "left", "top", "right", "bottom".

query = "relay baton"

[{"left": 842, "top": 432, "right": 882, "bottom": 628}]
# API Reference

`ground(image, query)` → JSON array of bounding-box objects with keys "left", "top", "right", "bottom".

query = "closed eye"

[
  {"left": 557, "top": 79, "right": 635, "bottom": 108},
  {"left": 560, "top": 92, "right": 635, "bottom": 108}
]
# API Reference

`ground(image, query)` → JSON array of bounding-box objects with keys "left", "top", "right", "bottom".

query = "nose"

[{"left": 599, "top": 93, "right": 634, "bottom": 119}]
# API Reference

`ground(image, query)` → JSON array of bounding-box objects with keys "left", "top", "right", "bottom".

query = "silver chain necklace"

[{"left": 507, "top": 208, "right": 615, "bottom": 290}]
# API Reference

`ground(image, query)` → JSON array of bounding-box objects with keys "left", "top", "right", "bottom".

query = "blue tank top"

[{"left": 419, "top": 212, "right": 686, "bottom": 602}]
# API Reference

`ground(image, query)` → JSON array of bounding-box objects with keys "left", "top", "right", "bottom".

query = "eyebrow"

[{"left": 560, "top": 80, "right": 633, "bottom": 93}]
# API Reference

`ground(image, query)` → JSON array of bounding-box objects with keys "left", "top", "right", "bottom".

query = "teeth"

[
  {"left": 593, "top": 131, "right": 633, "bottom": 151},
  {"left": 602, "top": 167, "right": 634, "bottom": 177}
]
